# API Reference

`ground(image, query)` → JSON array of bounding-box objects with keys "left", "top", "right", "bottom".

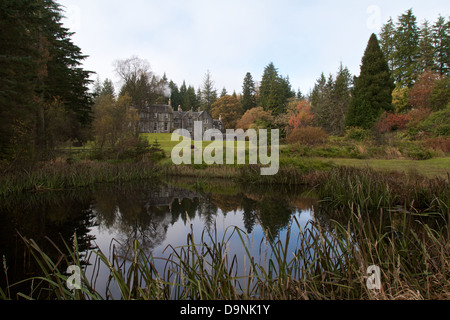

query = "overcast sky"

[{"left": 58, "top": 0, "right": 450, "bottom": 96}]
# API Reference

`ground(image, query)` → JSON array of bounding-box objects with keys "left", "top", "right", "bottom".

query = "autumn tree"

[
  {"left": 210, "top": 95, "right": 243, "bottom": 129},
  {"left": 115, "top": 56, "right": 168, "bottom": 112},
  {"left": 408, "top": 70, "right": 440, "bottom": 110},
  {"left": 288, "top": 100, "right": 315, "bottom": 130},
  {"left": 92, "top": 93, "right": 139, "bottom": 149}
]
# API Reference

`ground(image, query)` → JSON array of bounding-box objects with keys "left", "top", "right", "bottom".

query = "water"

[{"left": 0, "top": 178, "right": 319, "bottom": 298}]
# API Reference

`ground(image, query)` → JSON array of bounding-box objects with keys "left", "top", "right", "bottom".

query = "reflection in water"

[{"left": 0, "top": 178, "right": 319, "bottom": 297}]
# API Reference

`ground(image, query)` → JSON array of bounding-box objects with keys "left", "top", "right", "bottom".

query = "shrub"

[
  {"left": 286, "top": 126, "right": 328, "bottom": 146},
  {"left": 376, "top": 112, "right": 412, "bottom": 133},
  {"left": 345, "top": 127, "right": 370, "bottom": 141}
]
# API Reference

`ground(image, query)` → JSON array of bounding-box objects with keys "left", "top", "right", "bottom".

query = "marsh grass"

[
  {"left": 0, "top": 160, "right": 162, "bottom": 198},
  {"left": 2, "top": 204, "right": 448, "bottom": 300}
]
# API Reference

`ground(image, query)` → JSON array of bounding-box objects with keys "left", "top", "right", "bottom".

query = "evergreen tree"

[
  {"left": 241, "top": 72, "right": 257, "bottom": 112},
  {"left": 220, "top": 87, "right": 228, "bottom": 98},
  {"left": 346, "top": 34, "right": 394, "bottom": 129},
  {"left": 200, "top": 70, "right": 217, "bottom": 112},
  {"left": 0, "top": 0, "right": 93, "bottom": 160},
  {"left": 259, "top": 62, "right": 294, "bottom": 116},
  {"left": 392, "top": 9, "right": 420, "bottom": 87},
  {"left": 169, "top": 80, "right": 182, "bottom": 109},
  {"left": 432, "top": 15, "right": 450, "bottom": 75},
  {"left": 418, "top": 20, "right": 437, "bottom": 73},
  {"left": 379, "top": 17, "right": 396, "bottom": 73}
]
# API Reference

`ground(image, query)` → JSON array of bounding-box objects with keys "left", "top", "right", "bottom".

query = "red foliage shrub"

[
  {"left": 376, "top": 112, "right": 412, "bottom": 133},
  {"left": 422, "top": 137, "right": 450, "bottom": 152}
]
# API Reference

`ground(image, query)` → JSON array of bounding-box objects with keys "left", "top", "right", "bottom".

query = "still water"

[{"left": 0, "top": 177, "right": 321, "bottom": 298}]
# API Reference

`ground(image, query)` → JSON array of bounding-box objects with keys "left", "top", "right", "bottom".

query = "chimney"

[
  {"left": 178, "top": 105, "right": 182, "bottom": 112},
  {"left": 219, "top": 114, "right": 222, "bottom": 121},
  {"left": 168, "top": 98, "right": 172, "bottom": 106}
]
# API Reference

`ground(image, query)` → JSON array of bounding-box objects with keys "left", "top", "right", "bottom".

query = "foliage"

[
  {"left": 408, "top": 70, "right": 441, "bottom": 109},
  {"left": 200, "top": 70, "right": 218, "bottom": 112},
  {"left": 92, "top": 93, "right": 139, "bottom": 149},
  {"left": 236, "top": 107, "right": 273, "bottom": 130},
  {"left": 210, "top": 95, "right": 243, "bottom": 129},
  {"left": 429, "top": 75, "right": 450, "bottom": 111},
  {"left": 345, "top": 127, "right": 371, "bottom": 141},
  {"left": 0, "top": 0, "right": 93, "bottom": 161},
  {"left": 392, "top": 85, "right": 411, "bottom": 113},
  {"left": 258, "top": 63, "right": 295, "bottom": 116},
  {"left": 286, "top": 126, "right": 329, "bottom": 147},
  {"left": 376, "top": 112, "right": 412, "bottom": 133},
  {"left": 346, "top": 34, "right": 395, "bottom": 129},
  {"left": 241, "top": 72, "right": 257, "bottom": 112},
  {"left": 379, "top": 10, "right": 450, "bottom": 85},
  {"left": 288, "top": 100, "right": 315, "bottom": 130},
  {"left": 311, "top": 64, "right": 352, "bottom": 135}
]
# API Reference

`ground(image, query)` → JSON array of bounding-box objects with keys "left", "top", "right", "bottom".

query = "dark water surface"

[{"left": 0, "top": 177, "right": 324, "bottom": 298}]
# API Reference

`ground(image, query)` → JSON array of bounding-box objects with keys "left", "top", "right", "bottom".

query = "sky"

[{"left": 58, "top": 0, "right": 450, "bottom": 96}]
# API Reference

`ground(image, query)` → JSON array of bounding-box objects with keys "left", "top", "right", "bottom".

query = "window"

[
  {"left": 154, "top": 122, "right": 158, "bottom": 132},
  {"left": 165, "top": 113, "right": 169, "bottom": 119},
  {"left": 164, "top": 122, "right": 168, "bottom": 131},
  {"left": 154, "top": 113, "right": 158, "bottom": 118}
]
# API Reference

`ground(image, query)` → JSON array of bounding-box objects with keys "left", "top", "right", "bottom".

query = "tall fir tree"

[
  {"left": 379, "top": 18, "right": 396, "bottom": 73},
  {"left": 346, "top": 34, "right": 394, "bottom": 129},
  {"left": 200, "top": 70, "right": 217, "bottom": 112},
  {"left": 259, "top": 62, "right": 294, "bottom": 116},
  {"left": 432, "top": 15, "right": 450, "bottom": 76},
  {"left": 392, "top": 9, "right": 420, "bottom": 87},
  {"left": 241, "top": 72, "right": 257, "bottom": 112},
  {"left": 418, "top": 20, "right": 437, "bottom": 73},
  {"left": 0, "top": 0, "right": 93, "bottom": 160}
]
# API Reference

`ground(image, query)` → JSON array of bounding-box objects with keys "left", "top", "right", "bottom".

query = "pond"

[{"left": 0, "top": 177, "right": 322, "bottom": 299}]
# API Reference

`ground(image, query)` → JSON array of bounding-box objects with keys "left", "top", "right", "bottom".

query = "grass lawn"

[
  {"left": 320, "top": 157, "right": 450, "bottom": 178},
  {"left": 139, "top": 134, "right": 450, "bottom": 178}
]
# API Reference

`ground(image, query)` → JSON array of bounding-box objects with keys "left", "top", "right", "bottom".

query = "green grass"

[{"left": 321, "top": 157, "right": 450, "bottom": 178}]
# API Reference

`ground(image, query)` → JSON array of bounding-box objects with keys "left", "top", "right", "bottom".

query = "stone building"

[{"left": 139, "top": 101, "right": 224, "bottom": 134}]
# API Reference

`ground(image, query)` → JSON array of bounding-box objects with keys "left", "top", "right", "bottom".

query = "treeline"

[
  {"left": 0, "top": 0, "right": 93, "bottom": 162},
  {"left": 305, "top": 9, "right": 450, "bottom": 136}
]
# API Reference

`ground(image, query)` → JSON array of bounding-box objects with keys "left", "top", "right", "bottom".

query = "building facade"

[{"left": 139, "top": 103, "right": 224, "bottom": 134}]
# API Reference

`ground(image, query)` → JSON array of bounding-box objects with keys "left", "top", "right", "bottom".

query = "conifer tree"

[
  {"left": 346, "top": 34, "right": 394, "bottom": 129},
  {"left": 241, "top": 72, "right": 257, "bottom": 112},
  {"left": 393, "top": 9, "right": 420, "bottom": 87}
]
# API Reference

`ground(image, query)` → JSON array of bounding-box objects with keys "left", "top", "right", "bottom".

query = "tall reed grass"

[{"left": 0, "top": 160, "right": 162, "bottom": 198}]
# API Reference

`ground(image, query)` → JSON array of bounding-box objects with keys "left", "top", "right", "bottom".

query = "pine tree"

[
  {"left": 259, "top": 62, "right": 294, "bottom": 116},
  {"left": 418, "top": 20, "right": 437, "bottom": 73},
  {"left": 393, "top": 9, "right": 420, "bottom": 87},
  {"left": 241, "top": 72, "right": 257, "bottom": 112},
  {"left": 0, "top": 0, "right": 93, "bottom": 160},
  {"left": 432, "top": 15, "right": 450, "bottom": 76},
  {"left": 200, "top": 70, "right": 217, "bottom": 112},
  {"left": 379, "top": 18, "right": 396, "bottom": 73},
  {"left": 346, "top": 34, "right": 394, "bottom": 129}
]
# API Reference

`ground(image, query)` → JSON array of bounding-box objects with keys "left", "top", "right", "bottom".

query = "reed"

[{"left": 0, "top": 160, "right": 162, "bottom": 198}]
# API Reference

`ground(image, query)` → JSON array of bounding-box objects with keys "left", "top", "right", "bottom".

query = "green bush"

[{"left": 345, "top": 127, "right": 370, "bottom": 141}]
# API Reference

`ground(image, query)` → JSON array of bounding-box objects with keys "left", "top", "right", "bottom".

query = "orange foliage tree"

[{"left": 288, "top": 100, "right": 315, "bottom": 130}]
